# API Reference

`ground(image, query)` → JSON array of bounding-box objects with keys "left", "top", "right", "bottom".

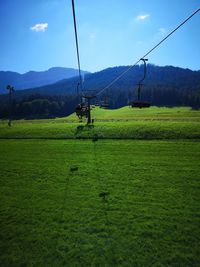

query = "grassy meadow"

[
  {"left": 0, "top": 106, "right": 200, "bottom": 266},
  {"left": 0, "top": 106, "right": 200, "bottom": 139}
]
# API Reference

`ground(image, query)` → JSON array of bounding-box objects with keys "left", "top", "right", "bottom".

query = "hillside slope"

[{"left": 7, "top": 65, "right": 200, "bottom": 99}]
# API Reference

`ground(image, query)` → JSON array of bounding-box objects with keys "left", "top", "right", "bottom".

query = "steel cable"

[{"left": 96, "top": 8, "right": 200, "bottom": 96}]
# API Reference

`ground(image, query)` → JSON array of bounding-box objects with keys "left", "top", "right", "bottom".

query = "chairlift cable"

[
  {"left": 71, "top": 0, "right": 83, "bottom": 95},
  {"left": 96, "top": 7, "right": 200, "bottom": 97}
]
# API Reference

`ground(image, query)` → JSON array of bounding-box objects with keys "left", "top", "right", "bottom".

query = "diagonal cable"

[{"left": 96, "top": 8, "right": 200, "bottom": 96}]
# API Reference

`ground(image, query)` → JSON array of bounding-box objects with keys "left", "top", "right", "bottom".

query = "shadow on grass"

[{"left": 75, "top": 124, "right": 96, "bottom": 139}]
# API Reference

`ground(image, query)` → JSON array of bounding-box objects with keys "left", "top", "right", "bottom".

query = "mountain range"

[
  {"left": 0, "top": 65, "right": 200, "bottom": 118},
  {"left": 0, "top": 67, "right": 89, "bottom": 94},
  {"left": 1, "top": 64, "right": 199, "bottom": 100}
]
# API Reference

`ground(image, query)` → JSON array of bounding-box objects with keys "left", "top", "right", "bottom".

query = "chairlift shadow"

[{"left": 75, "top": 123, "right": 95, "bottom": 138}]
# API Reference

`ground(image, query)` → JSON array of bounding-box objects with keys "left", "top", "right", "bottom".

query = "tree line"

[
  {"left": 0, "top": 84, "right": 199, "bottom": 119},
  {"left": 0, "top": 94, "right": 78, "bottom": 119},
  {"left": 107, "top": 85, "right": 200, "bottom": 109}
]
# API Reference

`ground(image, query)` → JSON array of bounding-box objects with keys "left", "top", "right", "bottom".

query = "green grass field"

[
  {"left": 0, "top": 106, "right": 200, "bottom": 266},
  {"left": 0, "top": 107, "right": 200, "bottom": 139}
]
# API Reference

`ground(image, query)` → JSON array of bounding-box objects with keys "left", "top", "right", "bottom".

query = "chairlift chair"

[
  {"left": 131, "top": 101, "right": 151, "bottom": 108},
  {"left": 100, "top": 102, "right": 109, "bottom": 109},
  {"left": 75, "top": 102, "right": 89, "bottom": 119},
  {"left": 75, "top": 90, "right": 96, "bottom": 123},
  {"left": 100, "top": 92, "right": 109, "bottom": 109},
  {"left": 94, "top": 99, "right": 100, "bottom": 107},
  {"left": 131, "top": 58, "right": 151, "bottom": 108}
]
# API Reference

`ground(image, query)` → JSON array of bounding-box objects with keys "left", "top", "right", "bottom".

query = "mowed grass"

[
  {"left": 0, "top": 106, "right": 200, "bottom": 139},
  {"left": 0, "top": 106, "right": 200, "bottom": 266},
  {"left": 0, "top": 139, "right": 200, "bottom": 266},
  {"left": 67, "top": 106, "right": 200, "bottom": 122}
]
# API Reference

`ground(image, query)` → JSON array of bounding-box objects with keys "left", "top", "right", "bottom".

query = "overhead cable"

[
  {"left": 71, "top": 0, "right": 82, "bottom": 94},
  {"left": 96, "top": 8, "right": 200, "bottom": 96}
]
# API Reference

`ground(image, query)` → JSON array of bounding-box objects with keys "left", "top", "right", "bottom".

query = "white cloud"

[
  {"left": 135, "top": 14, "right": 150, "bottom": 21},
  {"left": 159, "top": 27, "right": 167, "bottom": 35},
  {"left": 30, "top": 23, "right": 48, "bottom": 32}
]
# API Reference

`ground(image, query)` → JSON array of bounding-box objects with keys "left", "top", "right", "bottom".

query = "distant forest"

[
  {"left": 0, "top": 85, "right": 199, "bottom": 119},
  {"left": 0, "top": 95, "right": 78, "bottom": 119},
  {"left": 0, "top": 65, "right": 200, "bottom": 118}
]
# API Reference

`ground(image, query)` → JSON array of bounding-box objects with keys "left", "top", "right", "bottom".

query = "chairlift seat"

[
  {"left": 100, "top": 103, "right": 109, "bottom": 109},
  {"left": 75, "top": 104, "right": 89, "bottom": 119},
  {"left": 131, "top": 101, "right": 151, "bottom": 108}
]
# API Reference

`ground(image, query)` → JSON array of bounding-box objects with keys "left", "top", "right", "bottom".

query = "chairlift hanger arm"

[{"left": 138, "top": 58, "right": 148, "bottom": 84}]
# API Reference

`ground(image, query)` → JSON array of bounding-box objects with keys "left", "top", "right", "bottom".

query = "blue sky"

[{"left": 0, "top": 0, "right": 199, "bottom": 73}]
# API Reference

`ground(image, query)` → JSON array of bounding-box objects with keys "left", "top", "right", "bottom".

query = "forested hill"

[
  {"left": 0, "top": 67, "right": 89, "bottom": 93},
  {"left": 0, "top": 65, "right": 200, "bottom": 118},
  {"left": 4, "top": 64, "right": 200, "bottom": 99}
]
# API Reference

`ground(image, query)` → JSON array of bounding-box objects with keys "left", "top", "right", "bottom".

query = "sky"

[{"left": 0, "top": 0, "right": 199, "bottom": 73}]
